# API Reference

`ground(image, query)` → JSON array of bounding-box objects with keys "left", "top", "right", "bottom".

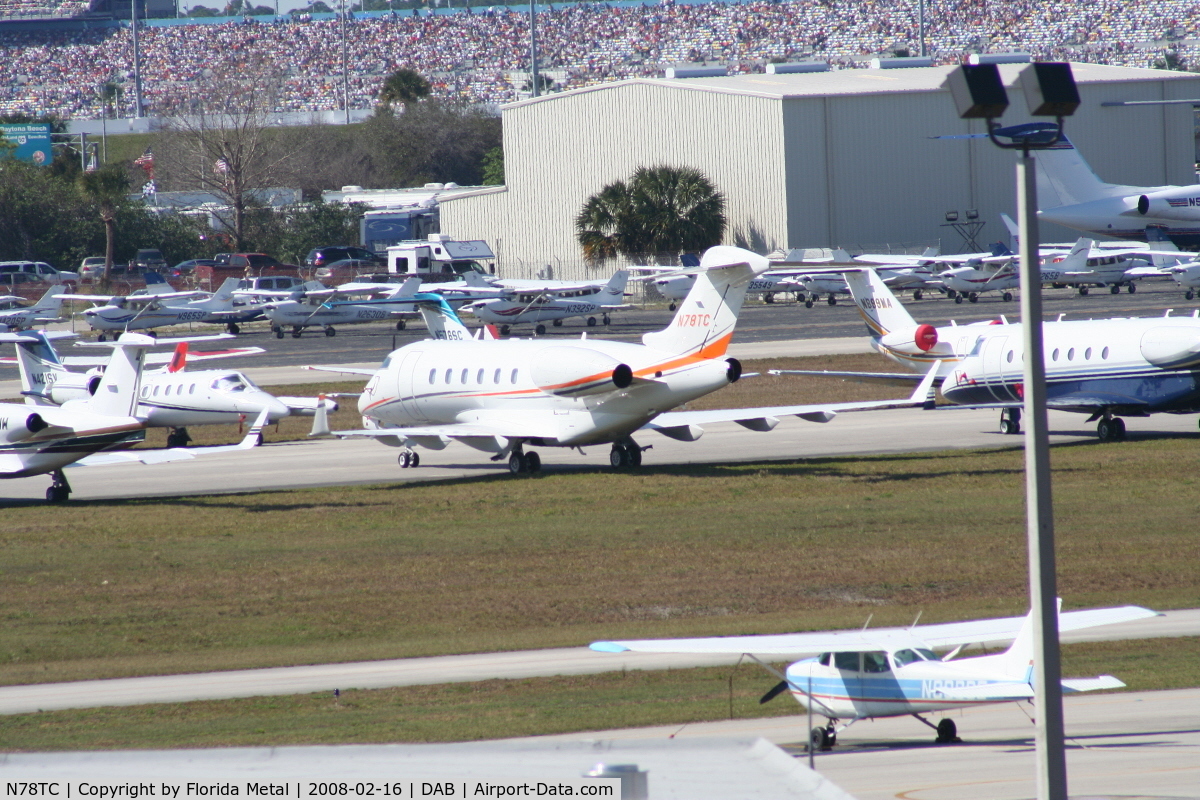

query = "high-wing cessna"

[
  {"left": 947, "top": 122, "right": 1200, "bottom": 247},
  {"left": 5, "top": 331, "right": 321, "bottom": 448},
  {"left": 58, "top": 274, "right": 244, "bottom": 338},
  {"left": 0, "top": 332, "right": 267, "bottom": 502},
  {"left": 310, "top": 246, "right": 937, "bottom": 473},
  {"left": 243, "top": 278, "right": 423, "bottom": 338},
  {"left": 0, "top": 286, "right": 66, "bottom": 331},
  {"left": 591, "top": 602, "right": 1157, "bottom": 750},
  {"left": 646, "top": 269, "right": 806, "bottom": 310},
  {"left": 462, "top": 271, "right": 631, "bottom": 335}
]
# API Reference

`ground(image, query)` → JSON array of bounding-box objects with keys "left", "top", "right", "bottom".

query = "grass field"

[{"left": 1, "top": 354, "right": 1197, "bottom": 748}]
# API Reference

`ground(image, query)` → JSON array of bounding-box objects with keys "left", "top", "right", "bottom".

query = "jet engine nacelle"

[
  {"left": 880, "top": 324, "right": 939, "bottom": 354},
  {"left": 531, "top": 346, "right": 634, "bottom": 397},
  {"left": 1136, "top": 189, "right": 1200, "bottom": 222},
  {"left": 34, "top": 372, "right": 94, "bottom": 405},
  {"left": 0, "top": 410, "right": 48, "bottom": 443},
  {"left": 1140, "top": 326, "right": 1200, "bottom": 368}
]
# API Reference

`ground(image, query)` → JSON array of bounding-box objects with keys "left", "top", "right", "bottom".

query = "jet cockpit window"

[
  {"left": 834, "top": 652, "right": 860, "bottom": 671},
  {"left": 381, "top": 356, "right": 392, "bottom": 370},
  {"left": 968, "top": 336, "right": 986, "bottom": 357},
  {"left": 862, "top": 652, "right": 890, "bottom": 673},
  {"left": 213, "top": 375, "right": 247, "bottom": 392}
]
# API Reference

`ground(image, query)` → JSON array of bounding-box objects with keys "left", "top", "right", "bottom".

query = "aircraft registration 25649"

[{"left": 308, "top": 246, "right": 938, "bottom": 474}]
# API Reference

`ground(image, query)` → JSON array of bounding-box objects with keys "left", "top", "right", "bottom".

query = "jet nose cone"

[{"left": 243, "top": 391, "right": 291, "bottom": 422}]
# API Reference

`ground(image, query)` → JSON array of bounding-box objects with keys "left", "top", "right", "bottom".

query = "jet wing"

[
  {"left": 769, "top": 369, "right": 941, "bottom": 386},
  {"left": 591, "top": 605, "right": 1158, "bottom": 656},
  {"left": 61, "top": 346, "right": 266, "bottom": 367},
  {"left": 643, "top": 366, "right": 938, "bottom": 438},
  {"left": 1045, "top": 392, "right": 1150, "bottom": 411},
  {"left": 303, "top": 365, "right": 380, "bottom": 377},
  {"left": 72, "top": 408, "right": 269, "bottom": 466}
]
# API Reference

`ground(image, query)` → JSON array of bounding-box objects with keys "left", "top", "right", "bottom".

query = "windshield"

[{"left": 212, "top": 374, "right": 248, "bottom": 392}]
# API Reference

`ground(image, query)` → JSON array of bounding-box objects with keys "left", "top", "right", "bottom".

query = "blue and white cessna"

[{"left": 592, "top": 603, "right": 1157, "bottom": 749}]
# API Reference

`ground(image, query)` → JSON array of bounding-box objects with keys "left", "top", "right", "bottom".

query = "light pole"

[
  {"left": 131, "top": 0, "right": 144, "bottom": 118},
  {"left": 944, "top": 61, "right": 1080, "bottom": 800},
  {"left": 341, "top": 0, "right": 350, "bottom": 124},
  {"left": 528, "top": 0, "right": 539, "bottom": 98}
]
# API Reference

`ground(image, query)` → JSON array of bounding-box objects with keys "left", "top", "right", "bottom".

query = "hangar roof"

[{"left": 508, "top": 62, "right": 1200, "bottom": 107}]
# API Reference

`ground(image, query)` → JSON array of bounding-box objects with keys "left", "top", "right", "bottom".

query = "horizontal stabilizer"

[{"left": 1062, "top": 675, "right": 1126, "bottom": 693}]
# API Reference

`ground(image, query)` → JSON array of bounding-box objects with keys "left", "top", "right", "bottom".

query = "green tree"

[
  {"left": 481, "top": 146, "right": 504, "bottom": 186},
  {"left": 376, "top": 68, "right": 432, "bottom": 112},
  {"left": 575, "top": 166, "right": 726, "bottom": 262},
  {"left": 78, "top": 164, "right": 131, "bottom": 289},
  {"left": 361, "top": 99, "right": 501, "bottom": 187},
  {"left": 0, "top": 161, "right": 96, "bottom": 266}
]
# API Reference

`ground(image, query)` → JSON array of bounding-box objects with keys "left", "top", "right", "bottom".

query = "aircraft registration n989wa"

[{"left": 309, "top": 246, "right": 937, "bottom": 473}]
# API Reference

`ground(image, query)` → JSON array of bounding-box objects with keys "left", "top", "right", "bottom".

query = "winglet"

[
  {"left": 167, "top": 342, "right": 188, "bottom": 373},
  {"left": 912, "top": 361, "right": 940, "bottom": 408},
  {"left": 310, "top": 394, "right": 331, "bottom": 437},
  {"left": 237, "top": 407, "right": 270, "bottom": 448}
]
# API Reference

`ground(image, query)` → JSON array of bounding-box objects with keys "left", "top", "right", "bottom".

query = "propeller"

[{"left": 760, "top": 680, "right": 791, "bottom": 704}]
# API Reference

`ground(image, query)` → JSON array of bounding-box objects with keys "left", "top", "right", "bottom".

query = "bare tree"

[{"left": 153, "top": 63, "right": 299, "bottom": 251}]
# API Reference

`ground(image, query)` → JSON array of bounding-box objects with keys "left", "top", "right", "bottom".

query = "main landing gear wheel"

[
  {"left": 552, "top": 318, "right": 563, "bottom": 327},
  {"left": 913, "top": 290, "right": 923, "bottom": 301},
  {"left": 1128, "top": 283, "right": 1136, "bottom": 293},
  {"left": 500, "top": 325, "right": 510, "bottom": 336},
  {"left": 935, "top": 718, "right": 960, "bottom": 744},
  {"left": 97, "top": 333, "right": 108, "bottom": 342},
  {"left": 587, "top": 317, "right": 597, "bottom": 327},
  {"left": 291, "top": 327, "right": 303, "bottom": 338},
  {"left": 805, "top": 298, "right": 815, "bottom": 308},
  {"left": 226, "top": 322, "right": 240, "bottom": 334},
  {"left": 324, "top": 327, "right": 336, "bottom": 337},
  {"left": 954, "top": 294, "right": 964, "bottom": 304},
  {"left": 999, "top": 408, "right": 1021, "bottom": 435},
  {"left": 535, "top": 324, "right": 546, "bottom": 335},
  {"left": 826, "top": 295, "right": 837, "bottom": 306},
  {"left": 602, "top": 314, "right": 610, "bottom": 326},
  {"left": 1002, "top": 291, "right": 1014, "bottom": 302},
  {"left": 45, "top": 470, "right": 71, "bottom": 503},
  {"left": 609, "top": 442, "right": 642, "bottom": 469},
  {"left": 1110, "top": 284, "right": 1120, "bottom": 295},
  {"left": 166, "top": 427, "right": 192, "bottom": 448},
  {"left": 507, "top": 450, "right": 542, "bottom": 474},
  {"left": 396, "top": 320, "right": 406, "bottom": 331},
  {"left": 764, "top": 292, "right": 775, "bottom": 304},
  {"left": 809, "top": 726, "right": 835, "bottom": 751},
  {"left": 1079, "top": 286, "right": 1090, "bottom": 296},
  {"left": 398, "top": 450, "right": 420, "bottom": 468},
  {"left": 1097, "top": 417, "right": 1126, "bottom": 442},
  {"left": 669, "top": 302, "right": 677, "bottom": 311},
  {"left": 968, "top": 292, "right": 979, "bottom": 303},
  {"left": 946, "top": 289, "right": 957, "bottom": 300},
  {"left": 273, "top": 326, "right": 284, "bottom": 339},
  {"left": 1187, "top": 290, "right": 1195, "bottom": 301}
]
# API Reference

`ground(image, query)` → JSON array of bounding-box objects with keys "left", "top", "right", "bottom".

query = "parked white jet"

[
  {"left": 311, "top": 247, "right": 937, "bottom": 473},
  {"left": 0, "top": 286, "right": 66, "bottom": 331},
  {"left": 59, "top": 274, "right": 244, "bottom": 338},
  {"left": 5, "top": 331, "right": 320, "bottom": 448},
  {"left": 949, "top": 122, "right": 1200, "bottom": 247},
  {"left": 591, "top": 602, "right": 1157, "bottom": 749},
  {"left": 245, "top": 278, "right": 423, "bottom": 338},
  {"left": 0, "top": 332, "right": 267, "bottom": 502},
  {"left": 647, "top": 270, "right": 805, "bottom": 309},
  {"left": 464, "top": 271, "right": 631, "bottom": 335}
]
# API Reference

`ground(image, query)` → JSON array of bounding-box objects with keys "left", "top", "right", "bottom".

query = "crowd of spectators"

[
  {"left": 0, "top": 0, "right": 88, "bottom": 18},
  {"left": 2, "top": 0, "right": 1200, "bottom": 119}
]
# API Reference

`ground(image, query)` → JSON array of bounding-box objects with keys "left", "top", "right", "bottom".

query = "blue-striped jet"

[{"left": 592, "top": 603, "right": 1156, "bottom": 749}]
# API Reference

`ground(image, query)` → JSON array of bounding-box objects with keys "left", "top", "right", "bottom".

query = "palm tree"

[
  {"left": 575, "top": 166, "right": 726, "bottom": 262},
  {"left": 78, "top": 164, "right": 129, "bottom": 290},
  {"left": 376, "top": 69, "right": 432, "bottom": 111}
]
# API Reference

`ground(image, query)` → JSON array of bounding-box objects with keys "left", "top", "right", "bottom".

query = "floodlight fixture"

[
  {"left": 945, "top": 210, "right": 959, "bottom": 222},
  {"left": 944, "top": 62, "right": 1078, "bottom": 152},
  {"left": 965, "top": 208, "right": 980, "bottom": 220}
]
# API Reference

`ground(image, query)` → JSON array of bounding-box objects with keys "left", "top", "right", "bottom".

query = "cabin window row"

[
  {"left": 428, "top": 367, "right": 520, "bottom": 386},
  {"left": 1004, "top": 346, "right": 1111, "bottom": 363}
]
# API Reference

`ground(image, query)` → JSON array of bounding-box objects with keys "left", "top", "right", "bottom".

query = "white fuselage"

[{"left": 359, "top": 338, "right": 734, "bottom": 448}]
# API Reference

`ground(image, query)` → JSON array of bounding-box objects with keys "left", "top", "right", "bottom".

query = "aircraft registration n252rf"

[
  {"left": 312, "top": 246, "right": 937, "bottom": 473},
  {"left": 591, "top": 602, "right": 1158, "bottom": 750}
]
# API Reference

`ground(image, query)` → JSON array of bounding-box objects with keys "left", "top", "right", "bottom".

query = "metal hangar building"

[{"left": 441, "top": 62, "right": 1200, "bottom": 270}]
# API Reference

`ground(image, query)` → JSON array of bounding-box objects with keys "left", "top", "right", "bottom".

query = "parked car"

[
  {"left": 169, "top": 259, "right": 218, "bottom": 279},
  {"left": 0, "top": 261, "right": 79, "bottom": 285},
  {"left": 226, "top": 253, "right": 298, "bottom": 273},
  {"left": 79, "top": 257, "right": 106, "bottom": 279},
  {"left": 304, "top": 246, "right": 384, "bottom": 269},
  {"left": 315, "top": 258, "right": 386, "bottom": 280},
  {"left": 133, "top": 248, "right": 168, "bottom": 272}
]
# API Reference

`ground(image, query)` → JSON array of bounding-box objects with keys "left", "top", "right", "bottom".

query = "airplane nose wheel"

[
  {"left": 809, "top": 725, "right": 835, "bottom": 751},
  {"left": 45, "top": 470, "right": 71, "bottom": 503}
]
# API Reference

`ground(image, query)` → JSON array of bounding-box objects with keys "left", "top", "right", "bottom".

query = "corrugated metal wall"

[{"left": 444, "top": 68, "right": 1200, "bottom": 269}]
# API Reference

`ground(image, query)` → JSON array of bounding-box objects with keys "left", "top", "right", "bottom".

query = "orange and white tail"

[{"left": 640, "top": 246, "right": 768, "bottom": 358}]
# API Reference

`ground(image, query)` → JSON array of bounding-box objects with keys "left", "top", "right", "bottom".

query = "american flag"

[
  {"left": 214, "top": 158, "right": 229, "bottom": 174},
  {"left": 133, "top": 149, "right": 154, "bottom": 168}
]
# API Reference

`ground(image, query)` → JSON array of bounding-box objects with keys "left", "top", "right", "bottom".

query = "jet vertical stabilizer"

[
  {"left": 640, "top": 246, "right": 769, "bottom": 357},
  {"left": 415, "top": 293, "right": 472, "bottom": 341},
  {"left": 844, "top": 269, "right": 921, "bottom": 338},
  {"left": 86, "top": 333, "right": 154, "bottom": 417}
]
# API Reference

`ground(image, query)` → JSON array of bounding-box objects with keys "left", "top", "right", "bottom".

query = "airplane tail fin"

[
  {"left": 34, "top": 285, "right": 64, "bottom": 314},
  {"left": 679, "top": 253, "right": 701, "bottom": 268},
  {"left": 414, "top": 293, "right": 472, "bottom": 341},
  {"left": 602, "top": 270, "right": 629, "bottom": 299},
  {"left": 989, "top": 124, "right": 1119, "bottom": 206},
  {"left": 1056, "top": 238, "right": 1094, "bottom": 271},
  {"left": 842, "top": 268, "right": 920, "bottom": 338},
  {"left": 640, "top": 246, "right": 769, "bottom": 357},
  {"left": 167, "top": 342, "right": 189, "bottom": 373},
  {"left": 1145, "top": 225, "right": 1183, "bottom": 268},
  {"left": 9, "top": 331, "right": 72, "bottom": 405},
  {"left": 990, "top": 241, "right": 1014, "bottom": 258},
  {"left": 142, "top": 272, "right": 173, "bottom": 294},
  {"left": 999, "top": 599, "right": 1064, "bottom": 681},
  {"left": 1001, "top": 213, "right": 1020, "bottom": 247},
  {"left": 85, "top": 332, "right": 154, "bottom": 418},
  {"left": 210, "top": 277, "right": 241, "bottom": 304}
]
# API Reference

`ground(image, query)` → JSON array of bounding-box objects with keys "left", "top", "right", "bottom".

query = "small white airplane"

[
  {"left": 308, "top": 246, "right": 937, "bottom": 473},
  {"left": 0, "top": 332, "right": 268, "bottom": 502},
  {"left": 5, "top": 331, "right": 324, "bottom": 448},
  {"left": 243, "top": 278, "right": 424, "bottom": 338},
  {"left": 463, "top": 271, "right": 631, "bottom": 335},
  {"left": 591, "top": 602, "right": 1158, "bottom": 750},
  {"left": 0, "top": 286, "right": 66, "bottom": 331},
  {"left": 645, "top": 268, "right": 805, "bottom": 310},
  {"left": 59, "top": 274, "right": 245, "bottom": 338},
  {"left": 944, "top": 122, "right": 1200, "bottom": 248}
]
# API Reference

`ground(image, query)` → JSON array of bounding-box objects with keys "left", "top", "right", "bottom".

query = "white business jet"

[
  {"left": 0, "top": 286, "right": 67, "bottom": 331},
  {"left": 591, "top": 602, "right": 1157, "bottom": 750},
  {"left": 0, "top": 332, "right": 267, "bottom": 502},
  {"left": 310, "top": 247, "right": 937, "bottom": 473},
  {"left": 59, "top": 274, "right": 245, "bottom": 339},
  {"left": 463, "top": 271, "right": 631, "bottom": 335},
  {"left": 5, "top": 331, "right": 319, "bottom": 448},
  {"left": 245, "top": 278, "right": 424, "bottom": 338}
]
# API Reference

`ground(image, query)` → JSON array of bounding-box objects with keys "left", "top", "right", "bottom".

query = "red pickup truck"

[{"left": 194, "top": 253, "right": 301, "bottom": 289}]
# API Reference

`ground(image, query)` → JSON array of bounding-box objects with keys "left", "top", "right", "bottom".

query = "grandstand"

[{"left": 0, "top": 0, "right": 1198, "bottom": 119}]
